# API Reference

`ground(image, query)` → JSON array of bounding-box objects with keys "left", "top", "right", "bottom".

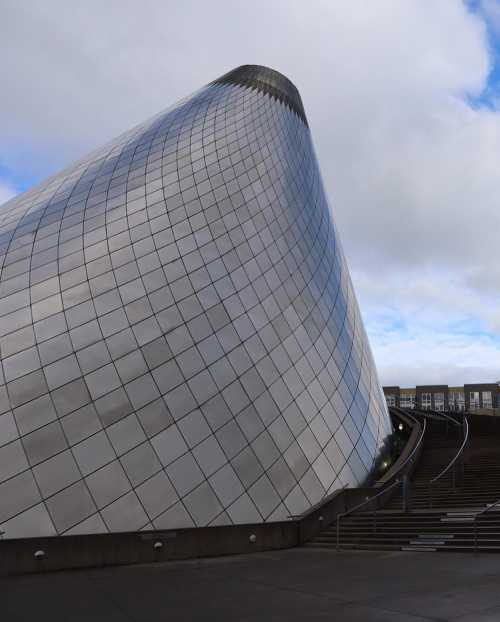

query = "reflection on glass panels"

[{"left": 0, "top": 65, "right": 391, "bottom": 538}]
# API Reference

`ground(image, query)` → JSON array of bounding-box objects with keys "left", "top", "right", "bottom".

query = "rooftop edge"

[{"left": 212, "top": 64, "right": 308, "bottom": 126}]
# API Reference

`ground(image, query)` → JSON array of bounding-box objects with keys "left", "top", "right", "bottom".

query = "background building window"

[
  {"left": 400, "top": 394, "right": 415, "bottom": 409},
  {"left": 449, "top": 391, "right": 465, "bottom": 411},
  {"left": 470, "top": 391, "right": 480, "bottom": 411},
  {"left": 421, "top": 392, "right": 432, "bottom": 410},
  {"left": 482, "top": 391, "right": 492, "bottom": 409},
  {"left": 434, "top": 392, "right": 445, "bottom": 411}
]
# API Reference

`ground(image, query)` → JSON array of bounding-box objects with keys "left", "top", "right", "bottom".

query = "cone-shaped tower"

[{"left": 0, "top": 65, "right": 391, "bottom": 537}]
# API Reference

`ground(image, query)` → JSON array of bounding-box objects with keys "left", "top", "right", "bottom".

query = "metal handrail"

[
  {"left": 286, "top": 483, "right": 349, "bottom": 520},
  {"left": 335, "top": 410, "right": 426, "bottom": 551},
  {"left": 336, "top": 479, "right": 402, "bottom": 551},
  {"left": 474, "top": 496, "right": 500, "bottom": 553},
  {"left": 430, "top": 415, "right": 469, "bottom": 485},
  {"left": 412, "top": 408, "right": 460, "bottom": 428},
  {"left": 319, "top": 482, "right": 349, "bottom": 507},
  {"left": 439, "top": 411, "right": 461, "bottom": 445},
  {"left": 428, "top": 414, "right": 469, "bottom": 508},
  {"left": 438, "top": 411, "right": 461, "bottom": 428}
]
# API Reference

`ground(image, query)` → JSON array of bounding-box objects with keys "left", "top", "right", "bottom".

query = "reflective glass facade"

[{"left": 0, "top": 65, "right": 390, "bottom": 538}]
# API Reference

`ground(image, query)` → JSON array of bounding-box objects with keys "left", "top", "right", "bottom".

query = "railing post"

[
  {"left": 461, "top": 417, "right": 465, "bottom": 477},
  {"left": 333, "top": 479, "right": 410, "bottom": 554},
  {"left": 474, "top": 518, "right": 478, "bottom": 555},
  {"left": 402, "top": 475, "right": 409, "bottom": 513}
]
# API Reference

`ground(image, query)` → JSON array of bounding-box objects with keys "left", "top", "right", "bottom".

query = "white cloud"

[
  {"left": 1, "top": 0, "right": 500, "bottom": 386},
  {"left": 0, "top": 180, "right": 16, "bottom": 205},
  {"left": 353, "top": 268, "right": 500, "bottom": 385},
  {"left": 480, "top": 0, "right": 500, "bottom": 34},
  {"left": 372, "top": 331, "right": 500, "bottom": 387}
]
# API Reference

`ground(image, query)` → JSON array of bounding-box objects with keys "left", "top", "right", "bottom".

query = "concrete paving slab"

[{"left": 2, "top": 548, "right": 500, "bottom": 621}]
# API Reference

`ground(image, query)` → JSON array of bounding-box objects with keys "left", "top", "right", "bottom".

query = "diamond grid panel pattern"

[{"left": 0, "top": 65, "right": 391, "bottom": 538}]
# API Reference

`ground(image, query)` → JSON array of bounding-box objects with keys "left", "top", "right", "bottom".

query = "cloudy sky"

[{"left": 1, "top": 0, "right": 500, "bottom": 387}]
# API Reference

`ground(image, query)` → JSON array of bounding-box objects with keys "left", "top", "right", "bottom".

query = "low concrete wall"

[
  {"left": 0, "top": 521, "right": 298, "bottom": 577},
  {"left": 0, "top": 484, "right": 399, "bottom": 576},
  {"left": 0, "top": 412, "right": 425, "bottom": 577},
  {"left": 0, "top": 482, "right": 410, "bottom": 576},
  {"left": 298, "top": 487, "right": 377, "bottom": 544},
  {"left": 375, "top": 410, "right": 422, "bottom": 489}
]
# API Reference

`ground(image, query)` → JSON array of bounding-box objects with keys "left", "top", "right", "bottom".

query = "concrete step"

[
  {"left": 303, "top": 542, "right": 402, "bottom": 551},
  {"left": 337, "top": 530, "right": 500, "bottom": 536},
  {"left": 335, "top": 526, "right": 500, "bottom": 533},
  {"left": 342, "top": 516, "right": 500, "bottom": 521},
  {"left": 309, "top": 415, "right": 500, "bottom": 553},
  {"left": 416, "top": 534, "right": 454, "bottom": 540}
]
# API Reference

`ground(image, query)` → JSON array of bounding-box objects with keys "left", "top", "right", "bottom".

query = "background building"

[
  {"left": 383, "top": 383, "right": 500, "bottom": 412},
  {"left": 0, "top": 65, "right": 391, "bottom": 538}
]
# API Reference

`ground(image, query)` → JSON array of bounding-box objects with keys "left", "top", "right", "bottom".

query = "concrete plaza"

[{"left": 3, "top": 548, "right": 500, "bottom": 621}]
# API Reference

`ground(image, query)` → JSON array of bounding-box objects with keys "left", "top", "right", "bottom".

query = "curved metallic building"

[{"left": 0, "top": 65, "right": 391, "bottom": 537}]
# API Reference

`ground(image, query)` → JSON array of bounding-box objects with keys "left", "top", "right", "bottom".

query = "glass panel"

[{"left": 0, "top": 65, "right": 393, "bottom": 538}]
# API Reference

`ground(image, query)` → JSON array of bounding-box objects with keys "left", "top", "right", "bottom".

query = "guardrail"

[
  {"left": 287, "top": 484, "right": 349, "bottom": 520},
  {"left": 335, "top": 479, "right": 402, "bottom": 551},
  {"left": 474, "top": 496, "right": 500, "bottom": 553},
  {"left": 429, "top": 414, "right": 469, "bottom": 507},
  {"left": 335, "top": 412, "right": 427, "bottom": 550}
]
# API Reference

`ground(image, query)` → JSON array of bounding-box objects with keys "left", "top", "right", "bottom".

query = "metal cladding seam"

[{"left": 0, "top": 65, "right": 391, "bottom": 538}]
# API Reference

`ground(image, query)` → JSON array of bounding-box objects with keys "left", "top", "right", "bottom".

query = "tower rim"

[{"left": 211, "top": 64, "right": 308, "bottom": 126}]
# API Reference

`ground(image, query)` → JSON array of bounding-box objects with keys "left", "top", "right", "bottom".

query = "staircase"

[
  {"left": 306, "top": 509, "right": 500, "bottom": 552},
  {"left": 305, "top": 413, "right": 500, "bottom": 553}
]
